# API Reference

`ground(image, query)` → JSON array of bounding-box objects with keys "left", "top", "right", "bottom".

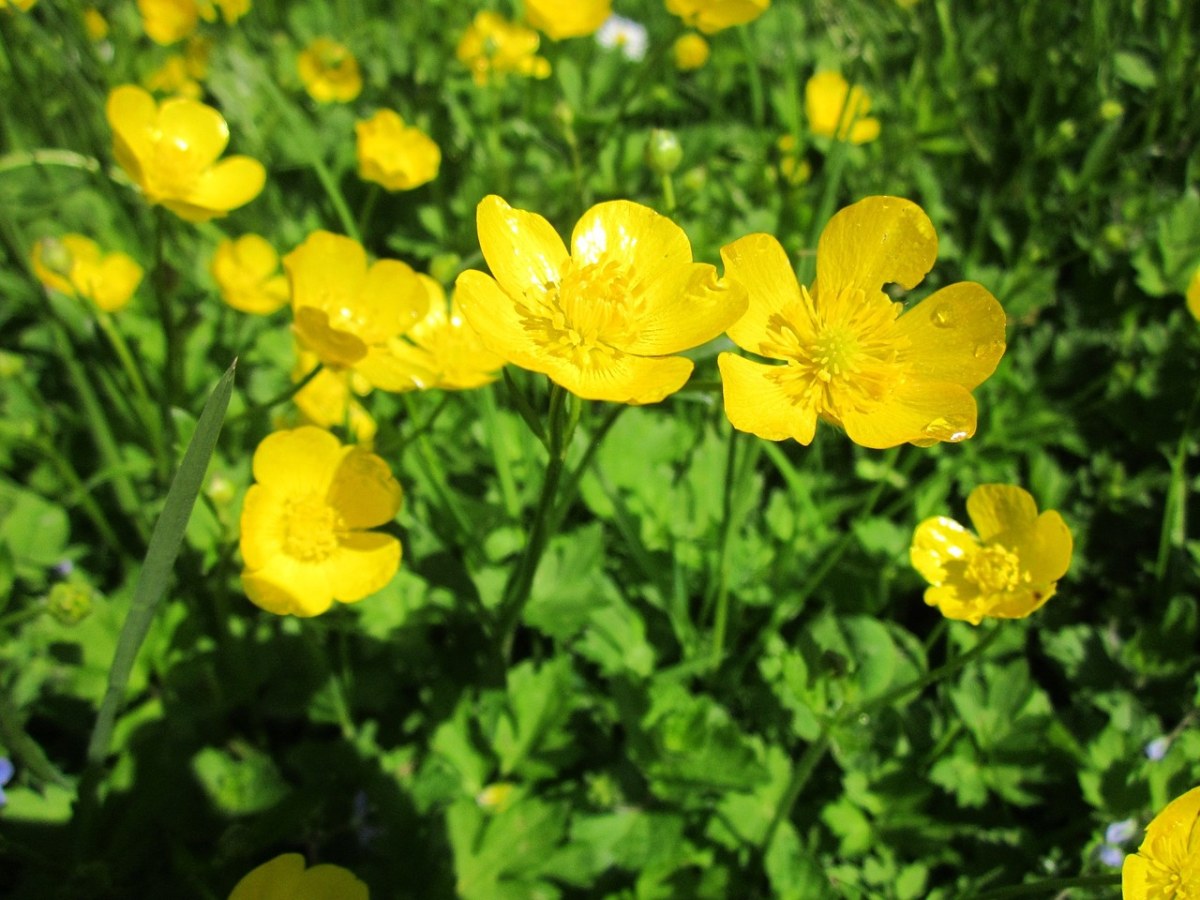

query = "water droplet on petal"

[
  {"left": 974, "top": 340, "right": 1002, "bottom": 359},
  {"left": 924, "top": 417, "right": 970, "bottom": 442},
  {"left": 931, "top": 303, "right": 954, "bottom": 327}
]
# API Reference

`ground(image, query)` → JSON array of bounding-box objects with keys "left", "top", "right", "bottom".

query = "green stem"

[
  {"left": 400, "top": 393, "right": 476, "bottom": 555},
  {"left": 0, "top": 605, "right": 46, "bottom": 631},
  {"left": 0, "top": 688, "right": 69, "bottom": 787},
  {"left": 311, "top": 152, "right": 360, "bottom": 241},
  {"left": 549, "top": 403, "right": 625, "bottom": 535},
  {"left": 737, "top": 25, "right": 766, "bottom": 128},
  {"left": 95, "top": 312, "right": 169, "bottom": 481},
  {"left": 1154, "top": 378, "right": 1200, "bottom": 584},
  {"left": 233, "top": 362, "right": 325, "bottom": 421},
  {"left": 709, "top": 428, "right": 762, "bottom": 671},
  {"left": 0, "top": 148, "right": 101, "bottom": 176},
  {"left": 356, "top": 184, "right": 381, "bottom": 240},
  {"left": 480, "top": 383, "right": 521, "bottom": 519},
  {"left": 973, "top": 874, "right": 1121, "bottom": 899},
  {"left": 660, "top": 173, "right": 677, "bottom": 213}
]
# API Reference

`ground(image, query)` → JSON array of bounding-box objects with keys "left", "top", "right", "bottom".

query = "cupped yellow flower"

[
  {"left": 144, "top": 55, "right": 202, "bottom": 98},
  {"left": 355, "top": 110, "right": 440, "bottom": 192},
  {"left": 775, "top": 134, "right": 811, "bottom": 186},
  {"left": 673, "top": 33, "right": 710, "bottom": 70},
  {"left": 106, "top": 85, "right": 266, "bottom": 222},
  {"left": 292, "top": 348, "right": 377, "bottom": 442},
  {"left": 806, "top": 71, "right": 880, "bottom": 144},
  {"left": 1123, "top": 786, "right": 1200, "bottom": 899},
  {"left": 664, "top": 0, "right": 769, "bottom": 34},
  {"left": 456, "top": 195, "right": 747, "bottom": 404},
  {"left": 199, "top": 0, "right": 249, "bottom": 25},
  {"left": 138, "top": 0, "right": 198, "bottom": 45},
  {"left": 1, "top": 0, "right": 38, "bottom": 11},
  {"left": 1187, "top": 267, "right": 1200, "bottom": 321},
  {"left": 211, "top": 234, "right": 289, "bottom": 314},
  {"left": 297, "top": 37, "right": 361, "bottom": 104},
  {"left": 285, "top": 231, "right": 431, "bottom": 391},
  {"left": 83, "top": 8, "right": 109, "bottom": 40},
  {"left": 910, "top": 485, "right": 1072, "bottom": 625},
  {"left": 31, "top": 235, "right": 143, "bottom": 313},
  {"left": 456, "top": 12, "right": 551, "bottom": 87},
  {"left": 228, "top": 853, "right": 368, "bottom": 900},
  {"left": 239, "top": 427, "right": 401, "bottom": 617},
  {"left": 524, "top": 0, "right": 611, "bottom": 40},
  {"left": 718, "top": 196, "right": 1006, "bottom": 448}
]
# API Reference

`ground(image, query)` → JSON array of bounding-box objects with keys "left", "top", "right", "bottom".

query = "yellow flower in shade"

[
  {"left": 144, "top": 55, "right": 202, "bottom": 98},
  {"left": 211, "top": 234, "right": 289, "bottom": 314},
  {"left": 106, "top": 85, "right": 266, "bottom": 222},
  {"left": 138, "top": 0, "right": 199, "bottom": 45},
  {"left": 285, "top": 231, "right": 431, "bottom": 391},
  {"left": 456, "top": 195, "right": 747, "bottom": 404},
  {"left": 297, "top": 37, "right": 362, "bottom": 104},
  {"left": 1123, "top": 785, "right": 1200, "bottom": 899},
  {"left": 524, "top": 0, "right": 611, "bottom": 40},
  {"left": 83, "top": 8, "right": 109, "bottom": 40},
  {"left": 806, "top": 71, "right": 881, "bottom": 144},
  {"left": 228, "top": 854, "right": 368, "bottom": 900},
  {"left": 239, "top": 427, "right": 402, "bottom": 617},
  {"left": 31, "top": 235, "right": 143, "bottom": 313},
  {"left": 292, "top": 348, "right": 377, "bottom": 442},
  {"left": 718, "top": 196, "right": 1005, "bottom": 448},
  {"left": 456, "top": 12, "right": 551, "bottom": 87},
  {"left": 910, "top": 485, "right": 1072, "bottom": 625},
  {"left": 0, "top": 0, "right": 38, "bottom": 11},
  {"left": 775, "top": 134, "right": 811, "bottom": 186},
  {"left": 673, "top": 33, "right": 710, "bottom": 70},
  {"left": 199, "top": 0, "right": 249, "bottom": 25},
  {"left": 355, "top": 110, "right": 441, "bottom": 192},
  {"left": 1187, "top": 267, "right": 1200, "bottom": 321},
  {"left": 664, "top": 0, "right": 769, "bottom": 34},
  {"left": 389, "top": 275, "right": 506, "bottom": 390}
]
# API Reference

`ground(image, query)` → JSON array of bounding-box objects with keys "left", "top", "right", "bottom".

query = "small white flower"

[{"left": 596, "top": 14, "right": 648, "bottom": 61}]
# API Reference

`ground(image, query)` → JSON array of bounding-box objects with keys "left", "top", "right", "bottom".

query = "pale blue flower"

[
  {"left": 1098, "top": 844, "right": 1125, "bottom": 868},
  {"left": 1144, "top": 736, "right": 1170, "bottom": 761},
  {"left": 1105, "top": 818, "right": 1138, "bottom": 844},
  {"left": 0, "top": 757, "right": 13, "bottom": 808}
]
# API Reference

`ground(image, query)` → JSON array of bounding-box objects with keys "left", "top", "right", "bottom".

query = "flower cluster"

[
  {"left": 457, "top": 12, "right": 551, "bottom": 86},
  {"left": 31, "top": 235, "right": 143, "bottom": 312}
]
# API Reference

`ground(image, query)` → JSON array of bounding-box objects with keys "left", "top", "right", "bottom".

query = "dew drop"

[
  {"left": 973, "top": 340, "right": 1001, "bottom": 359},
  {"left": 930, "top": 303, "right": 954, "bottom": 327},
  {"left": 924, "top": 417, "right": 970, "bottom": 442}
]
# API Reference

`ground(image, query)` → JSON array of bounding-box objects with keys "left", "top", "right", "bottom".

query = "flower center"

[
  {"left": 964, "top": 544, "right": 1024, "bottom": 595},
  {"left": 529, "top": 259, "right": 638, "bottom": 367},
  {"left": 811, "top": 325, "right": 861, "bottom": 383},
  {"left": 282, "top": 494, "right": 345, "bottom": 562}
]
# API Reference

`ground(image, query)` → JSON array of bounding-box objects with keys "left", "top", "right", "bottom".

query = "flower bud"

[
  {"left": 645, "top": 129, "right": 683, "bottom": 175},
  {"left": 47, "top": 581, "right": 94, "bottom": 626}
]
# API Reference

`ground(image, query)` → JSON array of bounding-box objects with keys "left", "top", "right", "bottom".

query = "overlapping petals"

[
  {"left": 719, "top": 196, "right": 1005, "bottom": 448},
  {"left": 297, "top": 37, "right": 362, "bottom": 103},
  {"left": 211, "top": 234, "right": 289, "bottom": 314},
  {"left": 239, "top": 427, "right": 402, "bottom": 617},
  {"left": 355, "top": 110, "right": 441, "bottom": 192},
  {"left": 228, "top": 854, "right": 368, "bottom": 900},
  {"left": 456, "top": 12, "right": 551, "bottom": 86},
  {"left": 806, "top": 71, "right": 881, "bottom": 144},
  {"left": 1122, "top": 786, "right": 1200, "bottom": 899},
  {"left": 456, "top": 195, "right": 746, "bottom": 404},
  {"left": 106, "top": 85, "right": 265, "bottom": 222},
  {"left": 31, "top": 234, "right": 143, "bottom": 312},
  {"left": 910, "top": 484, "right": 1072, "bottom": 624},
  {"left": 664, "top": 0, "right": 769, "bottom": 34}
]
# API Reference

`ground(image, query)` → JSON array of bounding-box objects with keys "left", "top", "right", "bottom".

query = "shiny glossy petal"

[
  {"left": 250, "top": 426, "right": 346, "bottom": 494},
  {"left": 455, "top": 268, "right": 547, "bottom": 369},
  {"left": 618, "top": 262, "right": 747, "bottom": 356},
  {"left": 910, "top": 515, "right": 978, "bottom": 585},
  {"left": 88, "top": 253, "right": 144, "bottom": 311},
  {"left": 353, "top": 343, "right": 438, "bottom": 392},
  {"left": 228, "top": 854, "right": 307, "bottom": 900},
  {"left": 923, "top": 583, "right": 988, "bottom": 625},
  {"left": 158, "top": 96, "right": 230, "bottom": 167},
  {"left": 525, "top": 0, "right": 611, "bottom": 39},
  {"left": 721, "top": 233, "right": 810, "bottom": 358},
  {"left": 294, "top": 864, "right": 370, "bottom": 900},
  {"left": 966, "top": 484, "right": 1039, "bottom": 541},
  {"left": 238, "top": 484, "right": 284, "bottom": 570},
  {"left": 285, "top": 231, "right": 367, "bottom": 312},
  {"left": 106, "top": 85, "right": 157, "bottom": 186},
  {"left": 233, "top": 234, "right": 280, "bottom": 280},
  {"left": 815, "top": 196, "right": 938, "bottom": 301},
  {"left": 177, "top": 156, "right": 265, "bottom": 219},
  {"left": 986, "top": 584, "right": 1056, "bottom": 620},
  {"left": 550, "top": 349, "right": 693, "bottom": 404},
  {"left": 326, "top": 532, "right": 401, "bottom": 604},
  {"left": 293, "top": 306, "right": 369, "bottom": 368},
  {"left": 241, "top": 558, "right": 336, "bottom": 617},
  {"left": 357, "top": 259, "right": 428, "bottom": 343},
  {"left": 326, "top": 446, "right": 403, "bottom": 529},
  {"left": 897, "top": 281, "right": 1006, "bottom": 389},
  {"left": 570, "top": 199, "right": 691, "bottom": 270},
  {"left": 840, "top": 380, "right": 978, "bottom": 449},
  {"left": 476, "top": 194, "right": 569, "bottom": 301},
  {"left": 718, "top": 352, "right": 819, "bottom": 444},
  {"left": 1017, "top": 510, "right": 1073, "bottom": 584}
]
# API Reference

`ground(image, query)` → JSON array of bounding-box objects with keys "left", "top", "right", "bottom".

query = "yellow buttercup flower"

[
  {"left": 297, "top": 37, "right": 362, "bottom": 104},
  {"left": 228, "top": 854, "right": 368, "bottom": 900},
  {"left": 718, "top": 196, "right": 1006, "bottom": 448},
  {"left": 673, "top": 33, "right": 710, "bottom": 70},
  {"left": 211, "top": 234, "right": 289, "bottom": 314},
  {"left": 664, "top": 0, "right": 770, "bottom": 34},
  {"left": 285, "top": 231, "right": 431, "bottom": 391},
  {"left": 83, "top": 8, "right": 109, "bottom": 40},
  {"left": 524, "top": 0, "right": 611, "bottom": 40},
  {"left": 775, "top": 134, "right": 811, "bottom": 186},
  {"left": 457, "top": 195, "right": 746, "bottom": 404},
  {"left": 144, "top": 55, "right": 202, "bottom": 98},
  {"left": 199, "top": 0, "right": 249, "bottom": 25},
  {"left": 355, "top": 110, "right": 441, "bottom": 192},
  {"left": 137, "top": 0, "right": 199, "bottom": 45},
  {"left": 1123, "top": 785, "right": 1200, "bottom": 899},
  {"left": 456, "top": 12, "right": 551, "bottom": 87},
  {"left": 292, "top": 348, "right": 377, "bottom": 442},
  {"left": 910, "top": 485, "right": 1072, "bottom": 625},
  {"left": 0, "top": 0, "right": 38, "bottom": 11},
  {"left": 806, "top": 71, "right": 881, "bottom": 144},
  {"left": 1187, "top": 266, "right": 1200, "bottom": 321},
  {"left": 239, "top": 427, "right": 402, "bottom": 617},
  {"left": 31, "top": 235, "right": 143, "bottom": 313},
  {"left": 106, "top": 85, "right": 266, "bottom": 222}
]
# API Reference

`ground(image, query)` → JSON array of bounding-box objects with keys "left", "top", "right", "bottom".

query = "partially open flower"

[
  {"left": 31, "top": 234, "right": 143, "bottom": 312},
  {"left": 355, "top": 110, "right": 440, "bottom": 192},
  {"left": 297, "top": 37, "right": 361, "bottom": 103},
  {"left": 137, "top": 0, "right": 199, "bottom": 45},
  {"left": 239, "top": 427, "right": 402, "bottom": 617},
  {"left": 456, "top": 12, "right": 551, "bottom": 86},
  {"left": 910, "top": 484, "right": 1072, "bottom": 624},
  {"left": 106, "top": 85, "right": 265, "bottom": 222},
  {"left": 211, "top": 234, "right": 289, "bottom": 314},
  {"left": 806, "top": 71, "right": 880, "bottom": 144},
  {"left": 525, "top": 0, "right": 611, "bottom": 40},
  {"left": 664, "top": 0, "right": 769, "bottom": 34},
  {"left": 673, "top": 33, "right": 710, "bottom": 70}
]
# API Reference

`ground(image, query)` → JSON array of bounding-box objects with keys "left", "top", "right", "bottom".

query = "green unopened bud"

[
  {"left": 552, "top": 100, "right": 575, "bottom": 132},
  {"left": 476, "top": 782, "right": 516, "bottom": 812},
  {"left": 207, "top": 472, "right": 236, "bottom": 506},
  {"left": 429, "top": 253, "right": 462, "bottom": 286},
  {"left": 1102, "top": 223, "right": 1127, "bottom": 250},
  {"left": 1057, "top": 119, "right": 1077, "bottom": 141},
  {"left": 38, "top": 237, "right": 73, "bottom": 279},
  {"left": 0, "top": 350, "right": 25, "bottom": 378},
  {"left": 47, "top": 581, "right": 94, "bottom": 626},
  {"left": 645, "top": 129, "right": 683, "bottom": 176},
  {"left": 1100, "top": 99, "right": 1124, "bottom": 120},
  {"left": 972, "top": 64, "right": 999, "bottom": 88}
]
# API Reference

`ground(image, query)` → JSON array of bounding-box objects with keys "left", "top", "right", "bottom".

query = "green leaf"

[{"left": 191, "top": 744, "right": 290, "bottom": 816}]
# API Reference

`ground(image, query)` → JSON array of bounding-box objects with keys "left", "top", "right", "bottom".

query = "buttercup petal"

[
  {"left": 966, "top": 484, "right": 1040, "bottom": 542},
  {"left": 547, "top": 348, "right": 693, "bottom": 404},
  {"left": 228, "top": 854, "right": 307, "bottom": 900},
  {"left": 476, "top": 195, "right": 569, "bottom": 302},
  {"left": 570, "top": 199, "right": 692, "bottom": 271},
  {"left": 1018, "top": 510, "right": 1074, "bottom": 585},
  {"left": 356, "top": 259, "right": 427, "bottom": 344},
  {"left": 293, "top": 306, "right": 369, "bottom": 368},
  {"left": 250, "top": 426, "right": 346, "bottom": 495},
  {"left": 718, "top": 352, "right": 819, "bottom": 444},
  {"left": 285, "top": 231, "right": 367, "bottom": 312},
  {"left": 618, "top": 263, "right": 746, "bottom": 356},
  {"left": 910, "top": 516, "right": 978, "bottom": 585},
  {"left": 721, "top": 233, "right": 811, "bottom": 357},
  {"left": 455, "top": 268, "right": 546, "bottom": 369},
  {"left": 897, "top": 282, "right": 1006, "bottom": 390},
  {"left": 840, "top": 380, "right": 977, "bottom": 449},
  {"left": 106, "top": 85, "right": 157, "bottom": 185},
  {"left": 180, "top": 156, "right": 266, "bottom": 219},
  {"left": 815, "top": 196, "right": 938, "bottom": 300},
  {"left": 327, "top": 446, "right": 403, "bottom": 529},
  {"left": 326, "top": 533, "right": 402, "bottom": 605},
  {"left": 158, "top": 96, "right": 230, "bottom": 168},
  {"left": 923, "top": 583, "right": 987, "bottom": 625},
  {"left": 292, "top": 864, "right": 370, "bottom": 900},
  {"left": 88, "top": 253, "right": 144, "bottom": 311},
  {"left": 242, "top": 557, "right": 336, "bottom": 617}
]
